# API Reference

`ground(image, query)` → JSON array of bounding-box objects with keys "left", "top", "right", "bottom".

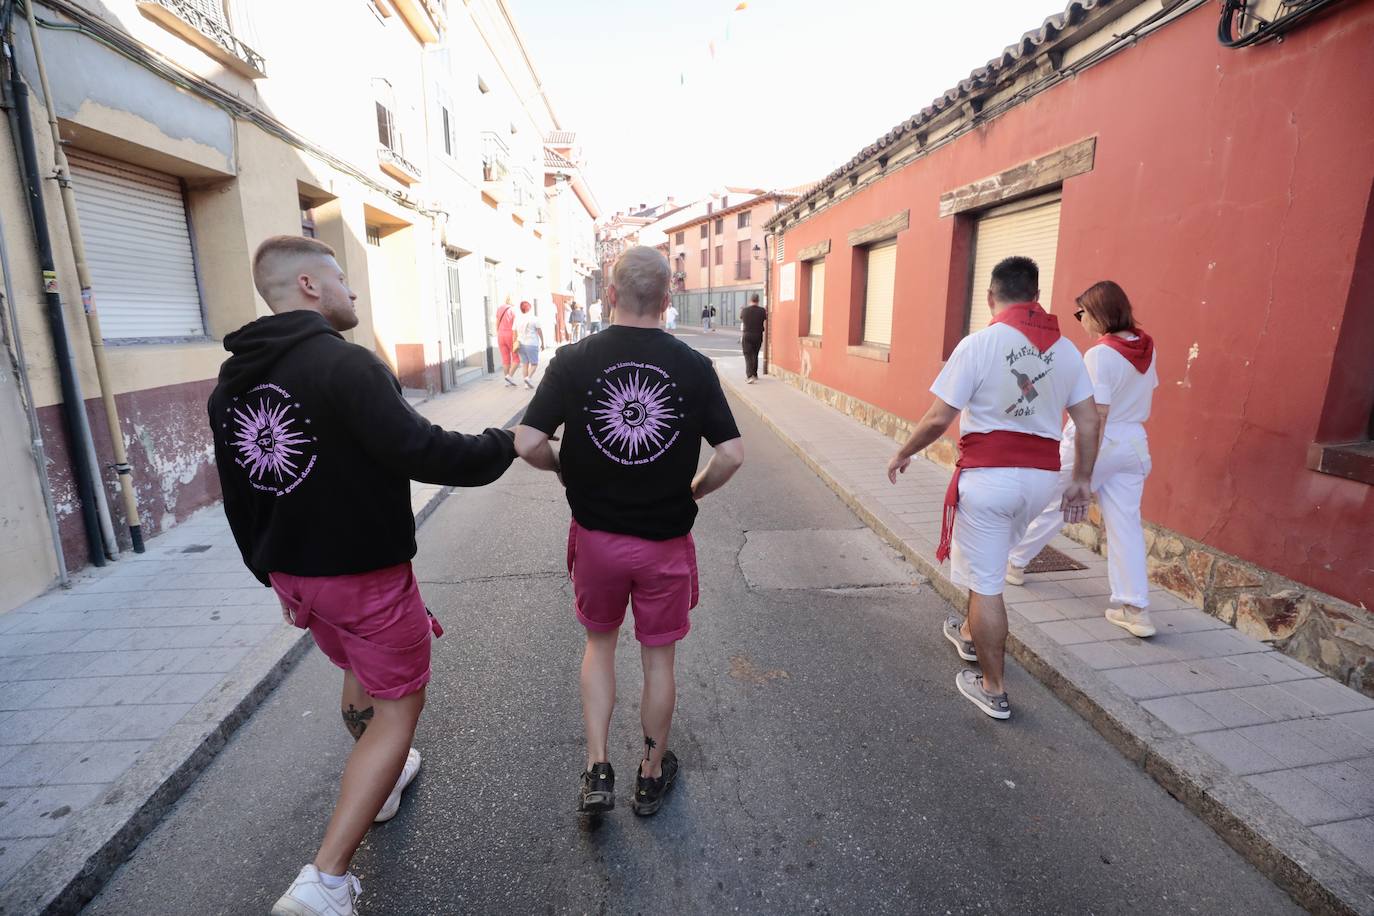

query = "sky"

[{"left": 511, "top": 0, "right": 1071, "bottom": 217}]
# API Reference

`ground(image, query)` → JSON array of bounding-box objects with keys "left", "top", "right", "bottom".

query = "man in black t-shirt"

[
  {"left": 740, "top": 293, "right": 767, "bottom": 383},
  {"left": 516, "top": 246, "right": 744, "bottom": 818}
]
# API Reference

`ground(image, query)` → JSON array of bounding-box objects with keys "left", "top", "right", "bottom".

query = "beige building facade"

[{"left": 0, "top": 0, "right": 596, "bottom": 612}]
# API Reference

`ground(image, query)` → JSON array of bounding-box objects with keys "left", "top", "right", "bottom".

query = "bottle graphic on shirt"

[{"left": 1011, "top": 368, "right": 1039, "bottom": 402}]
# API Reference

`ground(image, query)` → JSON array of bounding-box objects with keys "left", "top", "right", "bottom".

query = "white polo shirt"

[{"left": 931, "top": 324, "right": 1093, "bottom": 440}]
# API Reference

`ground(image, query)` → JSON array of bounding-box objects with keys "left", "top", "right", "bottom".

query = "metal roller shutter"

[
  {"left": 808, "top": 259, "right": 825, "bottom": 335},
  {"left": 66, "top": 151, "right": 204, "bottom": 340},
  {"left": 967, "top": 193, "right": 1061, "bottom": 333},
  {"left": 862, "top": 241, "right": 897, "bottom": 347}
]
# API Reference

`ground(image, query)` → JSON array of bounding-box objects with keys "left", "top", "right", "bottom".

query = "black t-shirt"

[
  {"left": 521, "top": 326, "right": 741, "bottom": 540},
  {"left": 740, "top": 304, "right": 767, "bottom": 338}
]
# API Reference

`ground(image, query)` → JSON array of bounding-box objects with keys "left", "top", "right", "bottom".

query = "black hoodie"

[{"left": 207, "top": 311, "right": 515, "bottom": 585}]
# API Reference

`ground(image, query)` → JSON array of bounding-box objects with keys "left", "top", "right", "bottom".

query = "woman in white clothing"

[{"left": 1006, "top": 281, "right": 1159, "bottom": 637}]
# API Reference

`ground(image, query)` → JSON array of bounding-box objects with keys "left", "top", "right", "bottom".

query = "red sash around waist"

[{"left": 936, "top": 431, "right": 1061, "bottom": 563}]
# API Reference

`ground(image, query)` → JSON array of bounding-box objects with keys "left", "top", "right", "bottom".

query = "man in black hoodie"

[{"left": 208, "top": 236, "right": 516, "bottom": 916}]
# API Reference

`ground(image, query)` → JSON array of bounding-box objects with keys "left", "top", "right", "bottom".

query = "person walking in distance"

[
  {"left": 514, "top": 300, "right": 544, "bottom": 389},
  {"left": 1007, "top": 281, "right": 1159, "bottom": 637},
  {"left": 208, "top": 236, "right": 516, "bottom": 915},
  {"left": 885, "top": 256, "right": 1099, "bottom": 720},
  {"left": 588, "top": 298, "right": 604, "bottom": 334},
  {"left": 740, "top": 293, "right": 766, "bottom": 383},
  {"left": 665, "top": 302, "right": 679, "bottom": 332},
  {"left": 497, "top": 298, "right": 520, "bottom": 387},
  {"left": 515, "top": 246, "right": 744, "bottom": 817},
  {"left": 701, "top": 301, "right": 716, "bottom": 332},
  {"left": 568, "top": 300, "right": 586, "bottom": 342}
]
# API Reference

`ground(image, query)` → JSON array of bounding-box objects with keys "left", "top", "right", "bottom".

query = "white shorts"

[{"left": 950, "top": 467, "right": 1059, "bottom": 596}]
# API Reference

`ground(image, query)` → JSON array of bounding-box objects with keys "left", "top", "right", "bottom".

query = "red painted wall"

[{"left": 769, "top": 3, "right": 1374, "bottom": 606}]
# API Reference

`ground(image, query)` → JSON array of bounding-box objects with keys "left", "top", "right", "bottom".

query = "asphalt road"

[{"left": 85, "top": 365, "right": 1297, "bottom": 915}]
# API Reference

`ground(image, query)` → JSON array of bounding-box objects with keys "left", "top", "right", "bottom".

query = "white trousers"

[
  {"left": 1009, "top": 431, "right": 1152, "bottom": 608},
  {"left": 951, "top": 467, "right": 1060, "bottom": 597}
]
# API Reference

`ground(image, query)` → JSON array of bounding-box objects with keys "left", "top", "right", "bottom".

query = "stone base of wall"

[{"left": 770, "top": 365, "right": 1374, "bottom": 697}]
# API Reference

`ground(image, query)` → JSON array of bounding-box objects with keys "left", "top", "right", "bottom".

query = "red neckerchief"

[
  {"left": 1098, "top": 327, "right": 1154, "bottom": 374},
  {"left": 936, "top": 432, "right": 1061, "bottom": 564},
  {"left": 989, "top": 301, "right": 1061, "bottom": 353}
]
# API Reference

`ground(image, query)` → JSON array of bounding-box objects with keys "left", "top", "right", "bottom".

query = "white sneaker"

[
  {"left": 375, "top": 747, "right": 422, "bottom": 823},
  {"left": 1106, "top": 606, "right": 1156, "bottom": 638},
  {"left": 1005, "top": 563, "right": 1026, "bottom": 586},
  {"left": 271, "top": 865, "right": 360, "bottom": 916}
]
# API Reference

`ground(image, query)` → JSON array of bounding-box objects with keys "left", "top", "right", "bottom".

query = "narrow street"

[{"left": 85, "top": 335, "right": 1296, "bottom": 915}]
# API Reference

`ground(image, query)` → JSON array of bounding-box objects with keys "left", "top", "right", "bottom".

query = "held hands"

[
  {"left": 887, "top": 451, "right": 911, "bottom": 485},
  {"left": 1061, "top": 479, "right": 1093, "bottom": 524}
]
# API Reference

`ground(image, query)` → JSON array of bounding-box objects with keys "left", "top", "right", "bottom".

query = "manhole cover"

[
  {"left": 738, "top": 529, "right": 917, "bottom": 590},
  {"left": 1026, "top": 545, "right": 1087, "bottom": 573},
  {"left": 181, "top": 544, "right": 212, "bottom": 554}
]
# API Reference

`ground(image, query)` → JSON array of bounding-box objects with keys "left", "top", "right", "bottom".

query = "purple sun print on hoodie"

[
  {"left": 590, "top": 370, "right": 679, "bottom": 463},
  {"left": 233, "top": 395, "right": 312, "bottom": 484}
]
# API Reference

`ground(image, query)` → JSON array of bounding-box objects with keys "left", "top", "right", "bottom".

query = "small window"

[
  {"left": 700, "top": 224, "right": 708, "bottom": 239},
  {"left": 715, "top": 218, "right": 724, "bottom": 234},
  {"left": 675, "top": 231, "right": 684, "bottom": 245},
  {"left": 300, "top": 197, "right": 317, "bottom": 238},
  {"left": 714, "top": 245, "right": 723, "bottom": 266},
  {"left": 737, "top": 211, "right": 750, "bottom": 229},
  {"left": 441, "top": 106, "right": 452, "bottom": 156},
  {"left": 806, "top": 259, "right": 826, "bottom": 337},
  {"left": 699, "top": 249, "right": 708, "bottom": 268},
  {"left": 366, "top": 224, "right": 382, "bottom": 246},
  {"left": 721, "top": 196, "right": 729, "bottom": 208},
  {"left": 736, "top": 240, "right": 751, "bottom": 280},
  {"left": 861, "top": 242, "right": 897, "bottom": 347}
]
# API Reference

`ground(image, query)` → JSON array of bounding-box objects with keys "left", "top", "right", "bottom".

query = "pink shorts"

[
  {"left": 566, "top": 521, "right": 699, "bottom": 646},
  {"left": 270, "top": 562, "right": 442, "bottom": 700}
]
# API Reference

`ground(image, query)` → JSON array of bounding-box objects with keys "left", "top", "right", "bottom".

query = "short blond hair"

[
  {"left": 612, "top": 246, "right": 669, "bottom": 316},
  {"left": 252, "top": 235, "right": 337, "bottom": 304}
]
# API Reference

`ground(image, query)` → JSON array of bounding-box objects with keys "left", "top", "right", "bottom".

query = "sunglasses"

[{"left": 1073, "top": 307, "right": 1086, "bottom": 323}]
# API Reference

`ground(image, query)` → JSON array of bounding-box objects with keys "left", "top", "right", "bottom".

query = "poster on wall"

[{"left": 779, "top": 262, "right": 796, "bottom": 302}]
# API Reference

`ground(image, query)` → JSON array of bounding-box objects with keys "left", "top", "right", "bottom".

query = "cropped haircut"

[
  {"left": 989, "top": 256, "right": 1040, "bottom": 305},
  {"left": 612, "top": 246, "right": 670, "bottom": 316}
]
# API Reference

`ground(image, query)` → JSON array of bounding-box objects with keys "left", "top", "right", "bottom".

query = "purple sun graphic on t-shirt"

[
  {"left": 233, "top": 397, "right": 312, "bottom": 483},
  {"left": 591, "top": 370, "right": 678, "bottom": 460}
]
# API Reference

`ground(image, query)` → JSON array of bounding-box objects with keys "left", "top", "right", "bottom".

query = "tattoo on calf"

[
  {"left": 643, "top": 735, "right": 657, "bottom": 761},
  {"left": 343, "top": 704, "right": 374, "bottom": 740}
]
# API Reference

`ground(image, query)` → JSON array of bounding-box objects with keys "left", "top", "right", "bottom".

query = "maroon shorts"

[
  {"left": 270, "top": 562, "right": 442, "bottom": 700},
  {"left": 566, "top": 521, "right": 699, "bottom": 646}
]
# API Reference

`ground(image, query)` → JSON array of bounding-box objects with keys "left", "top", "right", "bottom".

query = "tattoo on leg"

[
  {"left": 342, "top": 704, "right": 374, "bottom": 740},
  {"left": 643, "top": 735, "right": 657, "bottom": 761}
]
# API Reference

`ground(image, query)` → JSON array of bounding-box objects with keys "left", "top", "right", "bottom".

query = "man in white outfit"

[
  {"left": 886, "top": 256, "right": 1099, "bottom": 720},
  {"left": 1008, "top": 280, "right": 1158, "bottom": 638}
]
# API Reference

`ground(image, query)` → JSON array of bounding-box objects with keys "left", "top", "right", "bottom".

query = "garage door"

[
  {"left": 967, "top": 193, "right": 1061, "bottom": 333},
  {"left": 67, "top": 151, "right": 204, "bottom": 340}
]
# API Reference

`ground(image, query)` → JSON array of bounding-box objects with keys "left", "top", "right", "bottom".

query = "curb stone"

[{"left": 720, "top": 367, "right": 1374, "bottom": 916}]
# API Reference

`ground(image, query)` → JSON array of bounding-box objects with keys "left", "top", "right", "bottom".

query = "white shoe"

[
  {"left": 375, "top": 747, "right": 421, "bottom": 823},
  {"left": 271, "top": 865, "right": 360, "bottom": 916},
  {"left": 1005, "top": 563, "right": 1026, "bottom": 586},
  {"left": 1106, "top": 606, "right": 1156, "bottom": 638},
  {"left": 524, "top": 378, "right": 534, "bottom": 389}
]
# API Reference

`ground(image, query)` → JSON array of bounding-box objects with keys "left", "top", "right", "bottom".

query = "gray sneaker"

[
  {"left": 942, "top": 615, "right": 977, "bottom": 662},
  {"left": 956, "top": 669, "right": 1011, "bottom": 720}
]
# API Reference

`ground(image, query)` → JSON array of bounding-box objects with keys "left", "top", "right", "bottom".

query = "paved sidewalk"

[
  {"left": 0, "top": 370, "right": 535, "bottom": 915},
  {"left": 712, "top": 354, "right": 1374, "bottom": 915}
]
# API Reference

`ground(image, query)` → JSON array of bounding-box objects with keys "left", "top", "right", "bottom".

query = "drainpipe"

[
  {"left": 762, "top": 232, "right": 771, "bottom": 376},
  {"left": 6, "top": 65, "right": 106, "bottom": 565},
  {"left": 0, "top": 132, "right": 67, "bottom": 587},
  {"left": 24, "top": 0, "right": 143, "bottom": 552}
]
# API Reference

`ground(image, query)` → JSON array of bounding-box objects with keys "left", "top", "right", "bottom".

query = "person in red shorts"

[
  {"left": 516, "top": 245, "right": 744, "bottom": 817},
  {"left": 208, "top": 236, "right": 516, "bottom": 915},
  {"left": 496, "top": 298, "right": 521, "bottom": 386}
]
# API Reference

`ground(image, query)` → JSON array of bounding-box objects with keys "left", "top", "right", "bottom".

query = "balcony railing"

[
  {"left": 378, "top": 145, "right": 422, "bottom": 185},
  {"left": 481, "top": 132, "right": 511, "bottom": 183},
  {"left": 136, "top": 0, "right": 266, "bottom": 78}
]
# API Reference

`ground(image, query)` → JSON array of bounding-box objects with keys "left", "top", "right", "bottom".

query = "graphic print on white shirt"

[{"left": 931, "top": 324, "right": 1092, "bottom": 440}]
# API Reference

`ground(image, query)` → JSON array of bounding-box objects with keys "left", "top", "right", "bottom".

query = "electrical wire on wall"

[{"left": 1217, "top": 0, "right": 1348, "bottom": 47}]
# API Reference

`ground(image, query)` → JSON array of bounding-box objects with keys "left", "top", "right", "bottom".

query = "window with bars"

[
  {"left": 366, "top": 225, "right": 382, "bottom": 246},
  {"left": 737, "top": 211, "right": 750, "bottom": 229},
  {"left": 300, "top": 197, "right": 317, "bottom": 238},
  {"left": 736, "top": 240, "right": 751, "bottom": 280}
]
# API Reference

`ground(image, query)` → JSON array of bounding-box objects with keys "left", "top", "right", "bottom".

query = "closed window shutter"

[
  {"left": 808, "top": 260, "right": 825, "bottom": 335},
  {"left": 967, "top": 194, "right": 1061, "bottom": 333},
  {"left": 67, "top": 151, "right": 204, "bottom": 340},
  {"left": 862, "top": 242, "right": 897, "bottom": 346}
]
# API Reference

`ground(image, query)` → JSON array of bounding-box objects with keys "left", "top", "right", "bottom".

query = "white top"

[
  {"left": 931, "top": 323, "right": 1093, "bottom": 440},
  {"left": 665, "top": 306, "right": 678, "bottom": 322},
  {"left": 588, "top": 301, "right": 603, "bottom": 322},
  {"left": 515, "top": 312, "right": 541, "bottom": 346},
  {"left": 1081, "top": 338, "right": 1157, "bottom": 441}
]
